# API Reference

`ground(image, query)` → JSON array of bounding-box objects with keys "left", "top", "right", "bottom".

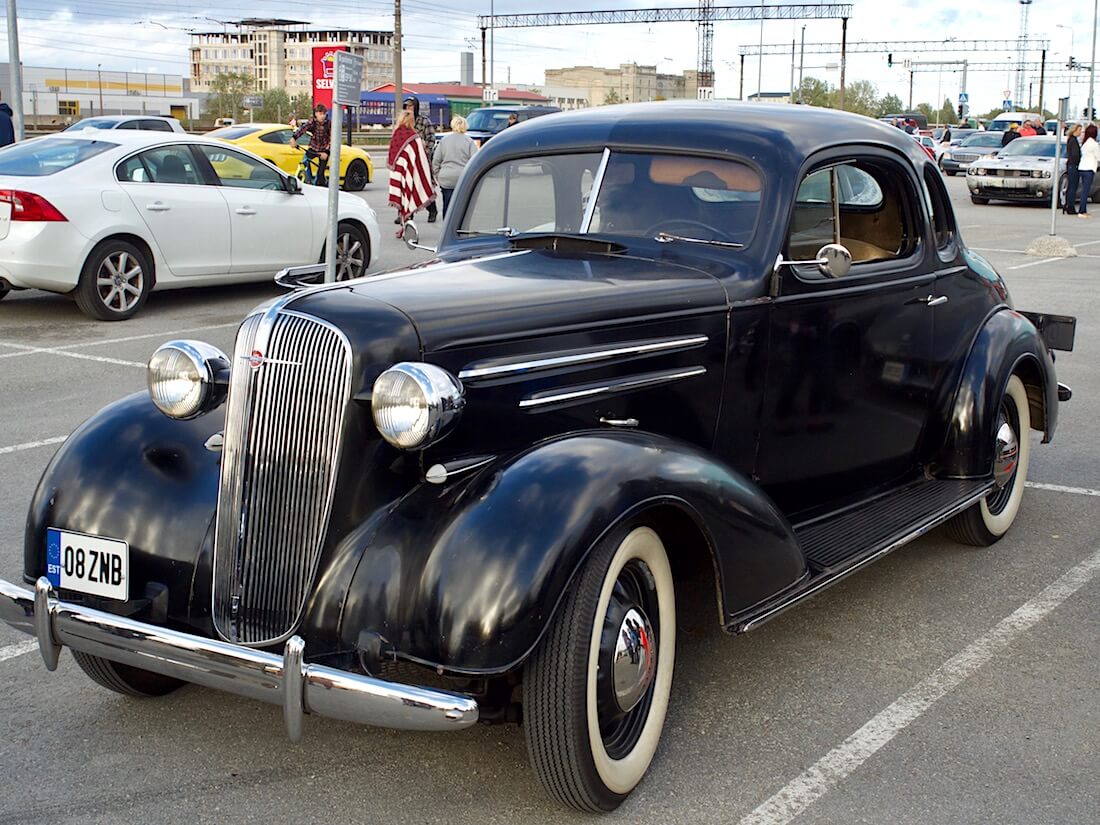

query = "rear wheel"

[
  {"left": 523, "top": 523, "right": 675, "bottom": 812},
  {"left": 320, "top": 222, "right": 370, "bottom": 281},
  {"left": 344, "top": 159, "right": 369, "bottom": 191},
  {"left": 0, "top": 286, "right": 8, "bottom": 301},
  {"left": 971, "top": 195, "right": 990, "bottom": 204},
  {"left": 945, "top": 375, "right": 1030, "bottom": 546},
  {"left": 74, "top": 239, "right": 151, "bottom": 321},
  {"left": 945, "top": 170, "right": 957, "bottom": 177},
  {"left": 72, "top": 651, "right": 184, "bottom": 698}
]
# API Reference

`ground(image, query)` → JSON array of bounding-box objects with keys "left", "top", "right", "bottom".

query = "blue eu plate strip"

[{"left": 46, "top": 528, "right": 61, "bottom": 588}]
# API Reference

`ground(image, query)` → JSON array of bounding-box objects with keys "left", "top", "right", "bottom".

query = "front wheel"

[
  {"left": 343, "top": 159, "right": 370, "bottom": 191},
  {"left": 523, "top": 524, "right": 675, "bottom": 812},
  {"left": 945, "top": 170, "right": 957, "bottom": 177},
  {"left": 72, "top": 651, "right": 184, "bottom": 697},
  {"left": 945, "top": 375, "right": 1031, "bottom": 546},
  {"left": 971, "top": 195, "right": 990, "bottom": 205}
]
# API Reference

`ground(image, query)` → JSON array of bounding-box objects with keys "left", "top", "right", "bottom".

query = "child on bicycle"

[{"left": 290, "top": 104, "right": 331, "bottom": 185}]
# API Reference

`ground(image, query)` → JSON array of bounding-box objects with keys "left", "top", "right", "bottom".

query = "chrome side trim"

[
  {"left": 34, "top": 578, "right": 59, "bottom": 671},
  {"left": 458, "top": 334, "right": 709, "bottom": 382},
  {"left": 736, "top": 482, "right": 995, "bottom": 634},
  {"left": 0, "top": 579, "right": 478, "bottom": 735},
  {"left": 580, "top": 147, "right": 611, "bottom": 233},
  {"left": 519, "top": 366, "right": 706, "bottom": 409}
]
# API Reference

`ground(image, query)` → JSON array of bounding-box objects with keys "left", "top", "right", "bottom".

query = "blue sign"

[
  {"left": 1003, "top": 99, "right": 1013, "bottom": 110},
  {"left": 958, "top": 92, "right": 969, "bottom": 103}
]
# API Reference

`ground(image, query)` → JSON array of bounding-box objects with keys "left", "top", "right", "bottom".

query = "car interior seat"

[{"left": 157, "top": 154, "right": 190, "bottom": 184}]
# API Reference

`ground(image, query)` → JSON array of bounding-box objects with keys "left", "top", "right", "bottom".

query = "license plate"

[{"left": 46, "top": 528, "right": 129, "bottom": 601}]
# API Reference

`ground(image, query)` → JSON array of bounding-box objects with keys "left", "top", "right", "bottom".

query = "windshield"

[
  {"left": 459, "top": 151, "right": 762, "bottom": 246},
  {"left": 466, "top": 109, "right": 514, "bottom": 133},
  {"left": 65, "top": 118, "right": 121, "bottom": 131},
  {"left": 0, "top": 137, "right": 118, "bottom": 176},
  {"left": 999, "top": 139, "right": 1057, "bottom": 158},
  {"left": 961, "top": 133, "right": 1002, "bottom": 147},
  {"left": 206, "top": 126, "right": 262, "bottom": 141}
]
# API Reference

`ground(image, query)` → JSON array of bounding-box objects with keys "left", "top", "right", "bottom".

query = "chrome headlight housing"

[
  {"left": 372, "top": 362, "right": 465, "bottom": 450},
  {"left": 147, "top": 340, "right": 230, "bottom": 420}
]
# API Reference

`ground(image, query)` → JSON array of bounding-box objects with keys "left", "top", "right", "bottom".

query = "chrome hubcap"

[
  {"left": 335, "top": 233, "right": 364, "bottom": 281},
  {"left": 612, "top": 607, "right": 656, "bottom": 714},
  {"left": 993, "top": 419, "right": 1019, "bottom": 489},
  {"left": 96, "top": 251, "right": 144, "bottom": 312}
]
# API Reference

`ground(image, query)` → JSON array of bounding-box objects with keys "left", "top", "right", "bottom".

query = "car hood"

[
  {"left": 974, "top": 156, "right": 1057, "bottom": 170},
  {"left": 292, "top": 248, "right": 729, "bottom": 354}
]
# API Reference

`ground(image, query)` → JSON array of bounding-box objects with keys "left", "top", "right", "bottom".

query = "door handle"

[
  {"left": 235, "top": 207, "right": 257, "bottom": 216},
  {"left": 908, "top": 294, "right": 949, "bottom": 307},
  {"left": 145, "top": 202, "right": 170, "bottom": 212}
]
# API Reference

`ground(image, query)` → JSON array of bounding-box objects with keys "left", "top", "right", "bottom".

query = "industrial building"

[
  {"left": 0, "top": 63, "right": 200, "bottom": 128},
  {"left": 544, "top": 63, "right": 701, "bottom": 109},
  {"left": 189, "top": 18, "right": 394, "bottom": 95}
]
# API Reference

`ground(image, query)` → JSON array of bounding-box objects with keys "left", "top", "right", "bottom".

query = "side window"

[
  {"left": 923, "top": 166, "right": 957, "bottom": 255},
  {"left": 197, "top": 145, "right": 284, "bottom": 190},
  {"left": 260, "top": 129, "right": 293, "bottom": 145},
  {"left": 788, "top": 159, "right": 917, "bottom": 269},
  {"left": 115, "top": 121, "right": 139, "bottom": 130},
  {"left": 142, "top": 120, "right": 173, "bottom": 132},
  {"left": 135, "top": 146, "right": 204, "bottom": 185},
  {"left": 116, "top": 155, "right": 150, "bottom": 183}
]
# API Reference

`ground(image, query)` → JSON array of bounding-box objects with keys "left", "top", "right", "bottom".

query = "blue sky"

[{"left": 2, "top": 1, "right": 1097, "bottom": 115}]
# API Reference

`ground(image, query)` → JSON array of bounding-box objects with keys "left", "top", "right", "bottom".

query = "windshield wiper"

[
  {"left": 456, "top": 227, "right": 517, "bottom": 237},
  {"left": 655, "top": 232, "right": 745, "bottom": 250}
]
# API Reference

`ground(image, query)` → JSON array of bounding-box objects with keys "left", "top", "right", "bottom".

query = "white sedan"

[{"left": 0, "top": 130, "right": 380, "bottom": 320}]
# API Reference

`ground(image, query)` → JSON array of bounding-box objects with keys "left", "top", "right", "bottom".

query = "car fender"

[
  {"left": 335, "top": 431, "right": 806, "bottom": 675},
  {"left": 22, "top": 392, "right": 224, "bottom": 629},
  {"left": 933, "top": 308, "right": 1058, "bottom": 477}
]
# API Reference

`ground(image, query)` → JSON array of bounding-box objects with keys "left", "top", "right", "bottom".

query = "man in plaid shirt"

[
  {"left": 290, "top": 104, "right": 332, "bottom": 185},
  {"left": 403, "top": 96, "right": 438, "bottom": 221}
]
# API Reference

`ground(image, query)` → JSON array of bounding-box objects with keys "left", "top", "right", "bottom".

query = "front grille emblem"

[{"left": 241, "top": 350, "right": 302, "bottom": 369}]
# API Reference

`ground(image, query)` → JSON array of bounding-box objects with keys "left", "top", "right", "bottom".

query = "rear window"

[
  {"left": 0, "top": 138, "right": 117, "bottom": 176},
  {"left": 65, "top": 118, "right": 120, "bottom": 131},
  {"left": 466, "top": 109, "right": 514, "bottom": 133},
  {"left": 206, "top": 126, "right": 262, "bottom": 141}
]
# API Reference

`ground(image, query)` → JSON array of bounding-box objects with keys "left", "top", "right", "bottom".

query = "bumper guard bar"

[{"left": 0, "top": 577, "right": 478, "bottom": 739}]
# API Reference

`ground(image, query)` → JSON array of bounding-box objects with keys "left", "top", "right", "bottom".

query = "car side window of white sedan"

[
  {"left": 197, "top": 145, "right": 284, "bottom": 191},
  {"left": 117, "top": 147, "right": 203, "bottom": 186}
]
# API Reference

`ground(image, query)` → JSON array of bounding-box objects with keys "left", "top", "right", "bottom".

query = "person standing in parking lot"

[
  {"left": 1076, "top": 124, "right": 1099, "bottom": 218},
  {"left": 403, "top": 96, "right": 438, "bottom": 223},
  {"left": 1001, "top": 123, "right": 1021, "bottom": 147},
  {"left": 0, "top": 92, "right": 14, "bottom": 147},
  {"left": 388, "top": 109, "right": 435, "bottom": 235},
  {"left": 432, "top": 115, "right": 477, "bottom": 219},
  {"left": 1064, "top": 123, "right": 1082, "bottom": 215}
]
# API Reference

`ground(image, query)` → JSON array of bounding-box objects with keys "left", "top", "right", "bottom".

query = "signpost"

[
  {"left": 1051, "top": 96, "right": 1069, "bottom": 235},
  {"left": 243, "top": 94, "right": 262, "bottom": 123},
  {"left": 697, "top": 86, "right": 715, "bottom": 100},
  {"left": 482, "top": 87, "right": 499, "bottom": 103},
  {"left": 325, "top": 51, "right": 364, "bottom": 284}
]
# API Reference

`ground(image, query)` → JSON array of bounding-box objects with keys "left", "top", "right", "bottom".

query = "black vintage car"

[{"left": 0, "top": 102, "right": 1076, "bottom": 813}]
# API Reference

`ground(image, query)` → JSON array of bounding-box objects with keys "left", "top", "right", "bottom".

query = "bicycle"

[{"left": 296, "top": 147, "right": 328, "bottom": 187}]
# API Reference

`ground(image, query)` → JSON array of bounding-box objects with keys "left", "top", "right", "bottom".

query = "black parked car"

[
  {"left": 464, "top": 104, "right": 561, "bottom": 145},
  {"left": 0, "top": 102, "right": 1075, "bottom": 814}
]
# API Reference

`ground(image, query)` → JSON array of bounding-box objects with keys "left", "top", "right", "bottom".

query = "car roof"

[{"left": 42, "top": 130, "right": 235, "bottom": 150}]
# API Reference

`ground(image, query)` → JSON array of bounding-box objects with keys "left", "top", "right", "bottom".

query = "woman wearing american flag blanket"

[{"left": 387, "top": 110, "right": 436, "bottom": 237}]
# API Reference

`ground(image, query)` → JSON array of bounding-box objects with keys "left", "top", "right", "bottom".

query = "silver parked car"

[
  {"left": 966, "top": 136, "right": 1100, "bottom": 206},
  {"left": 940, "top": 131, "right": 1003, "bottom": 175}
]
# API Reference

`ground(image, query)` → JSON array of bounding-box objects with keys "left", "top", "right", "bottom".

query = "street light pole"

[
  {"left": 1089, "top": 0, "right": 1098, "bottom": 119},
  {"left": 97, "top": 63, "right": 104, "bottom": 115},
  {"left": 1057, "top": 24, "right": 1074, "bottom": 114},
  {"left": 6, "top": 0, "right": 24, "bottom": 140},
  {"left": 797, "top": 24, "right": 806, "bottom": 103}
]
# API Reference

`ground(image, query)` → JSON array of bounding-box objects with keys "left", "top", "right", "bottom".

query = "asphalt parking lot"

[{"left": 0, "top": 174, "right": 1097, "bottom": 825}]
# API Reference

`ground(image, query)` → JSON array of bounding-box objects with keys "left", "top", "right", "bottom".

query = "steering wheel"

[{"left": 643, "top": 218, "right": 725, "bottom": 239}]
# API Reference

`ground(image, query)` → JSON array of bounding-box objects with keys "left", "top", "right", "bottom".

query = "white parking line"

[
  {"left": 1026, "top": 481, "right": 1100, "bottom": 497},
  {"left": 0, "top": 321, "right": 240, "bottom": 361},
  {"left": 1008, "top": 257, "right": 1065, "bottom": 270},
  {"left": 0, "top": 436, "right": 67, "bottom": 455},
  {"left": 0, "top": 341, "right": 144, "bottom": 368},
  {"left": 737, "top": 547, "right": 1100, "bottom": 825},
  {"left": 0, "top": 640, "right": 37, "bottom": 663}
]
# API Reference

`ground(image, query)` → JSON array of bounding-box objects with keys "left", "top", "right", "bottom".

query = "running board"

[{"left": 732, "top": 479, "right": 993, "bottom": 634}]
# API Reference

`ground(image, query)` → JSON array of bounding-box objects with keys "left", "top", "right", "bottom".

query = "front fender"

[
  {"left": 23, "top": 392, "right": 223, "bottom": 629},
  {"left": 934, "top": 309, "right": 1058, "bottom": 477},
  {"left": 338, "top": 431, "right": 806, "bottom": 675}
]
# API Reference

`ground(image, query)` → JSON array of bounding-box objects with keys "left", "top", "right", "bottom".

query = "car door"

[
  {"left": 115, "top": 144, "right": 232, "bottom": 279},
  {"left": 755, "top": 151, "right": 938, "bottom": 516},
  {"left": 194, "top": 144, "right": 315, "bottom": 275},
  {"left": 255, "top": 127, "right": 302, "bottom": 175}
]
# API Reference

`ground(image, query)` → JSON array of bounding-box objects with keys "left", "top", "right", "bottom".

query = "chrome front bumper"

[{"left": 0, "top": 577, "right": 478, "bottom": 740}]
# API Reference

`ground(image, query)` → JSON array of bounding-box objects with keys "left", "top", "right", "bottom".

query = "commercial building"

[
  {"left": 0, "top": 62, "right": 200, "bottom": 127},
  {"left": 369, "top": 83, "right": 551, "bottom": 122},
  {"left": 544, "top": 63, "right": 701, "bottom": 109},
  {"left": 747, "top": 92, "right": 792, "bottom": 104},
  {"left": 189, "top": 18, "right": 394, "bottom": 94}
]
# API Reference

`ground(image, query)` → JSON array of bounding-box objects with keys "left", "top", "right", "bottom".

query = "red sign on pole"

[{"left": 312, "top": 45, "right": 348, "bottom": 109}]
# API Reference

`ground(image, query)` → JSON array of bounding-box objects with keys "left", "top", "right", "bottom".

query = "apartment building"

[
  {"left": 544, "top": 63, "right": 700, "bottom": 109},
  {"left": 189, "top": 18, "right": 394, "bottom": 94}
]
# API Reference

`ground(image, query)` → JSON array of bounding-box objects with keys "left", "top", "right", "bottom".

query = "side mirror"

[
  {"left": 284, "top": 175, "right": 301, "bottom": 195},
  {"left": 402, "top": 220, "right": 437, "bottom": 253},
  {"left": 816, "top": 243, "right": 852, "bottom": 279}
]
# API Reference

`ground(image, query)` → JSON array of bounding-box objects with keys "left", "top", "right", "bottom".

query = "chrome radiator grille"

[{"left": 212, "top": 311, "right": 352, "bottom": 645}]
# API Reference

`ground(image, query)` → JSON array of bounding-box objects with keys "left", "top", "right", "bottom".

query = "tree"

[
  {"left": 290, "top": 93, "right": 314, "bottom": 122},
  {"left": 842, "top": 79, "right": 879, "bottom": 117},
  {"left": 603, "top": 89, "right": 621, "bottom": 105},
  {"left": 254, "top": 89, "right": 291, "bottom": 124},
  {"left": 916, "top": 102, "right": 935, "bottom": 122},
  {"left": 878, "top": 93, "right": 905, "bottom": 117},
  {"left": 937, "top": 97, "right": 956, "bottom": 125},
  {"left": 204, "top": 71, "right": 254, "bottom": 122},
  {"left": 796, "top": 76, "right": 835, "bottom": 108}
]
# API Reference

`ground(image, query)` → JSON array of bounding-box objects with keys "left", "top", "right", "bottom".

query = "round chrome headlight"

[
  {"left": 372, "top": 362, "right": 465, "bottom": 450},
  {"left": 147, "top": 340, "right": 229, "bottom": 420}
]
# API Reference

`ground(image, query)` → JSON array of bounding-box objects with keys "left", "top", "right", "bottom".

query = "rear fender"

[
  {"left": 337, "top": 431, "right": 805, "bottom": 675},
  {"left": 934, "top": 309, "right": 1058, "bottom": 477}
]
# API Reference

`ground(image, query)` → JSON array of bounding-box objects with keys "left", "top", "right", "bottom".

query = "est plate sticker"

[{"left": 46, "top": 528, "right": 129, "bottom": 601}]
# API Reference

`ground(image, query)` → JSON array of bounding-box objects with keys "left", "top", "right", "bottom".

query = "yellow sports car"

[{"left": 207, "top": 123, "right": 373, "bottom": 191}]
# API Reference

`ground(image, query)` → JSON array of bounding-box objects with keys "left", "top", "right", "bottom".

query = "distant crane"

[{"left": 1015, "top": 0, "right": 1033, "bottom": 108}]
